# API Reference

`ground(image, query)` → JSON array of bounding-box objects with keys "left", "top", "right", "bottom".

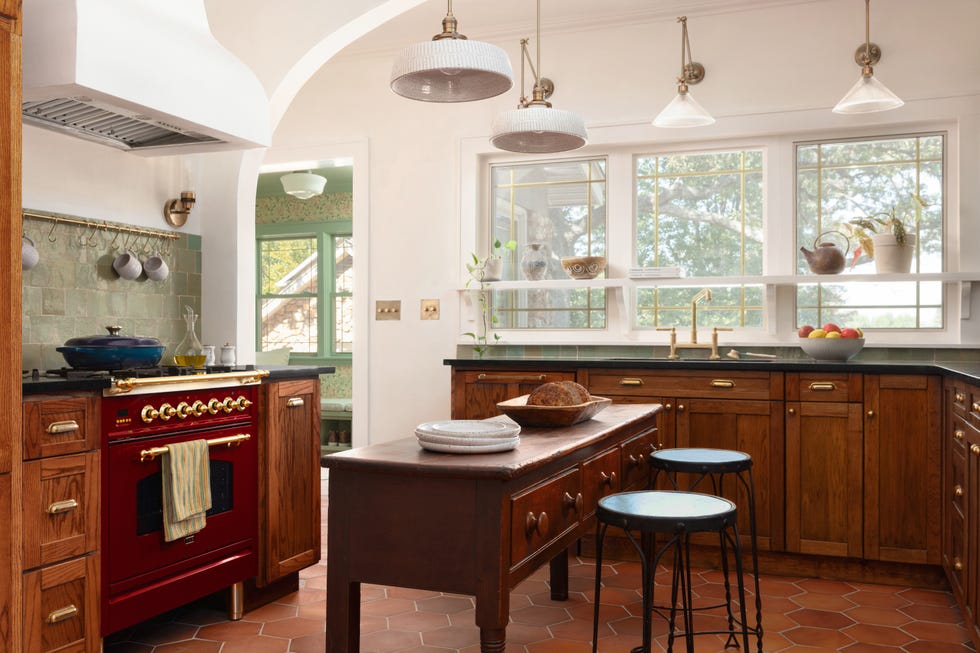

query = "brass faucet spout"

[{"left": 690, "top": 289, "right": 712, "bottom": 343}]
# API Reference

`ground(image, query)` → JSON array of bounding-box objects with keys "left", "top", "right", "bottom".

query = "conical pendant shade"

[
  {"left": 490, "top": 105, "right": 587, "bottom": 153},
  {"left": 653, "top": 90, "right": 715, "bottom": 128},
  {"left": 390, "top": 38, "right": 513, "bottom": 102},
  {"left": 833, "top": 73, "right": 904, "bottom": 114}
]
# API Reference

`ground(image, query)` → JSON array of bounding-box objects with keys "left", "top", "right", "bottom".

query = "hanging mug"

[
  {"left": 143, "top": 252, "right": 169, "bottom": 281},
  {"left": 22, "top": 236, "right": 39, "bottom": 270},
  {"left": 112, "top": 250, "right": 143, "bottom": 280}
]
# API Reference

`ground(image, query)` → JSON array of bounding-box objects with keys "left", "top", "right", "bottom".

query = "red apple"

[
  {"left": 840, "top": 328, "right": 860, "bottom": 339},
  {"left": 798, "top": 325, "right": 814, "bottom": 338},
  {"left": 822, "top": 323, "right": 841, "bottom": 334}
]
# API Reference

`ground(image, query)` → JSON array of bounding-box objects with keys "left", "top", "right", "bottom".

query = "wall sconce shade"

[
  {"left": 390, "top": 1, "right": 513, "bottom": 102},
  {"left": 833, "top": 0, "right": 903, "bottom": 114},
  {"left": 653, "top": 17, "right": 714, "bottom": 128},
  {"left": 281, "top": 171, "right": 327, "bottom": 200},
  {"left": 489, "top": 0, "right": 588, "bottom": 154},
  {"left": 164, "top": 191, "right": 195, "bottom": 227}
]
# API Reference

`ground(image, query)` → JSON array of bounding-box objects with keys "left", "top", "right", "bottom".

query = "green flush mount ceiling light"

[
  {"left": 489, "top": 0, "right": 587, "bottom": 154},
  {"left": 833, "top": 0, "right": 903, "bottom": 114},
  {"left": 653, "top": 16, "right": 714, "bottom": 128},
  {"left": 390, "top": 0, "right": 514, "bottom": 102}
]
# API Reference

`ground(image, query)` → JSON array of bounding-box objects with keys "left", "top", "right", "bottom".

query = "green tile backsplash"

[{"left": 22, "top": 214, "right": 201, "bottom": 371}]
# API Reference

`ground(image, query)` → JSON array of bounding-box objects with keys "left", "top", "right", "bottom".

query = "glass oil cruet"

[{"left": 174, "top": 305, "right": 206, "bottom": 368}]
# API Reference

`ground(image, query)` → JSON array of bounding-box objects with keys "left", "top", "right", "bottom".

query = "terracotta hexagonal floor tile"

[
  {"left": 549, "top": 610, "right": 606, "bottom": 642},
  {"left": 758, "top": 577, "right": 806, "bottom": 598},
  {"left": 274, "top": 588, "right": 326, "bottom": 606},
  {"left": 214, "top": 635, "right": 290, "bottom": 652},
  {"left": 903, "top": 639, "right": 977, "bottom": 653},
  {"left": 420, "top": 624, "right": 480, "bottom": 649},
  {"left": 387, "top": 609, "right": 450, "bottom": 633},
  {"left": 358, "top": 628, "right": 423, "bottom": 652},
  {"left": 152, "top": 642, "right": 222, "bottom": 653},
  {"left": 129, "top": 621, "right": 199, "bottom": 646},
  {"left": 259, "top": 616, "right": 324, "bottom": 639},
  {"left": 791, "top": 591, "right": 858, "bottom": 612},
  {"left": 840, "top": 644, "right": 905, "bottom": 653},
  {"left": 504, "top": 621, "right": 553, "bottom": 645},
  {"left": 359, "top": 597, "right": 417, "bottom": 617},
  {"left": 900, "top": 602, "right": 965, "bottom": 623},
  {"left": 783, "top": 624, "right": 856, "bottom": 648},
  {"left": 385, "top": 586, "right": 442, "bottom": 601},
  {"left": 525, "top": 637, "right": 594, "bottom": 652},
  {"left": 296, "top": 599, "right": 326, "bottom": 621},
  {"left": 898, "top": 587, "right": 957, "bottom": 607},
  {"left": 841, "top": 623, "right": 915, "bottom": 647},
  {"left": 901, "top": 619, "right": 974, "bottom": 644},
  {"left": 195, "top": 619, "right": 262, "bottom": 641},
  {"left": 242, "top": 602, "right": 297, "bottom": 623},
  {"left": 510, "top": 604, "right": 572, "bottom": 627},
  {"left": 787, "top": 607, "right": 857, "bottom": 630},
  {"left": 359, "top": 613, "right": 389, "bottom": 635},
  {"left": 796, "top": 578, "right": 858, "bottom": 595},
  {"left": 845, "top": 590, "right": 913, "bottom": 609},
  {"left": 416, "top": 595, "right": 474, "bottom": 614},
  {"left": 103, "top": 643, "right": 153, "bottom": 652},
  {"left": 845, "top": 605, "right": 913, "bottom": 627},
  {"left": 287, "top": 632, "right": 327, "bottom": 653}
]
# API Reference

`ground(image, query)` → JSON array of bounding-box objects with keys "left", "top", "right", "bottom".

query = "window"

[
  {"left": 795, "top": 133, "right": 944, "bottom": 329},
  {"left": 634, "top": 149, "right": 764, "bottom": 329},
  {"left": 257, "top": 221, "right": 353, "bottom": 359},
  {"left": 489, "top": 159, "right": 607, "bottom": 329}
]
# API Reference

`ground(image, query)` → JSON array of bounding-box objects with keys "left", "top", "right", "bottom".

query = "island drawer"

[
  {"left": 581, "top": 449, "right": 620, "bottom": 520},
  {"left": 621, "top": 428, "right": 658, "bottom": 490},
  {"left": 587, "top": 370, "right": 773, "bottom": 400},
  {"left": 509, "top": 468, "right": 581, "bottom": 568}
]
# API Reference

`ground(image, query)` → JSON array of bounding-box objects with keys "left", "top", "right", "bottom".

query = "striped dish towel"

[{"left": 161, "top": 439, "right": 212, "bottom": 542}]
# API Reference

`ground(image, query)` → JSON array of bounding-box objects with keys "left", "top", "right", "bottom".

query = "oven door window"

[{"left": 135, "top": 460, "right": 233, "bottom": 536}]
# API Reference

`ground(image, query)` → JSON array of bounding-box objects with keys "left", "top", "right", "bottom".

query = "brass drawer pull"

[
  {"left": 787, "top": 407, "right": 796, "bottom": 415},
  {"left": 972, "top": 444, "right": 980, "bottom": 457},
  {"left": 955, "top": 392, "right": 966, "bottom": 403},
  {"left": 619, "top": 378, "right": 644, "bottom": 386},
  {"left": 286, "top": 397, "right": 305, "bottom": 408},
  {"left": 525, "top": 511, "right": 549, "bottom": 537},
  {"left": 955, "top": 430, "right": 965, "bottom": 441},
  {"left": 710, "top": 379, "right": 735, "bottom": 388},
  {"left": 46, "top": 604, "right": 78, "bottom": 624},
  {"left": 45, "top": 420, "right": 79, "bottom": 435},
  {"left": 808, "top": 382, "right": 837, "bottom": 392},
  {"left": 600, "top": 471, "right": 617, "bottom": 487},
  {"left": 973, "top": 402, "right": 980, "bottom": 413},
  {"left": 955, "top": 485, "right": 965, "bottom": 498},
  {"left": 476, "top": 374, "right": 546, "bottom": 383},
  {"left": 955, "top": 558, "right": 964, "bottom": 572},
  {"left": 47, "top": 499, "right": 79, "bottom": 515},
  {"left": 563, "top": 491, "right": 583, "bottom": 514}
]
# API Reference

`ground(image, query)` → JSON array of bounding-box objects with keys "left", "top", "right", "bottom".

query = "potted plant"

[
  {"left": 840, "top": 195, "right": 924, "bottom": 273},
  {"left": 466, "top": 239, "right": 517, "bottom": 282},
  {"left": 461, "top": 240, "right": 515, "bottom": 357}
]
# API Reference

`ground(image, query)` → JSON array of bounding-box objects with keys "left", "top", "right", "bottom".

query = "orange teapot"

[{"left": 800, "top": 231, "right": 849, "bottom": 275}]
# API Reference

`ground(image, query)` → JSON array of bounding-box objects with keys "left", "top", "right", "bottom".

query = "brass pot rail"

[
  {"left": 23, "top": 209, "right": 180, "bottom": 242},
  {"left": 109, "top": 370, "right": 270, "bottom": 395},
  {"left": 139, "top": 433, "right": 251, "bottom": 462}
]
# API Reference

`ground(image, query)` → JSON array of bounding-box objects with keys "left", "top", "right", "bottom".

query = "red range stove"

[{"left": 100, "top": 370, "right": 268, "bottom": 636}]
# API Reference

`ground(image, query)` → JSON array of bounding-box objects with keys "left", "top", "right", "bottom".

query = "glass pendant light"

[
  {"left": 833, "top": 0, "right": 903, "bottom": 114},
  {"left": 489, "top": 0, "right": 587, "bottom": 154},
  {"left": 281, "top": 171, "right": 327, "bottom": 200},
  {"left": 653, "top": 16, "right": 714, "bottom": 128},
  {"left": 390, "top": 0, "right": 513, "bottom": 103}
]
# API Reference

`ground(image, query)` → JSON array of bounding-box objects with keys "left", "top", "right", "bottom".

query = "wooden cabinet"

[
  {"left": 451, "top": 368, "right": 577, "bottom": 419},
  {"left": 258, "top": 379, "right": 321, "bottom": 585},
  {"left": 19, "top": 393, "right": 100, "bottom": 653},
  {"left": 864, "top": 374, "right": 941, "bottom": 564},
  {"left": 785, "top": 373, "right": 863, "bottom": 557}
]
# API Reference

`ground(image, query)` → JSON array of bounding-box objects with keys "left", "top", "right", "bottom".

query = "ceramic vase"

[{"left": 520, "top": 243, "right": 548, "bottom": 280}]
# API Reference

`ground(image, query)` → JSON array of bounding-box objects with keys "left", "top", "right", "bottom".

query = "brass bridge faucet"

[{"left": 657, "top": 288, "right": 733, "bottom": 360}]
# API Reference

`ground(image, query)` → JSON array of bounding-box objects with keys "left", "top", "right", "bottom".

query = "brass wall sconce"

[{"left": 164, "top": 191, "right": 195, "bottom": 227}]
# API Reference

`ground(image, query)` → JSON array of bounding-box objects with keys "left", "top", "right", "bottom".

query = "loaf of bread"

[{"left": 527, "top": 381, "right": 591, "bottom": 406}]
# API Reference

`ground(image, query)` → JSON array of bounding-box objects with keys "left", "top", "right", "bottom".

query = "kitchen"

[{"left": 4, "top": 0, "right": 980, "bottom": 651}]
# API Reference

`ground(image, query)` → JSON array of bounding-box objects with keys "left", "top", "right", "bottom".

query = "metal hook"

[
  {"left": 47, "top": 221, "right": 58, "bottom": 243},
  {"left": 110, "top": 229, "right": 121, "bottom": 250}
]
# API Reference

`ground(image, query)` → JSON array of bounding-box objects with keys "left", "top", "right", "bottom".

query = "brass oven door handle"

[
  {"left": 46, "top": 604, "right": 78, "bottom": 624},
  {"left": 808, "top": 382, "right": 837, "bottom": 392},
  {"left": 45, "top": 420, "right": 79, "bottom": 434},
  {"left": 286, "top": 397, "right": 305, "bottom": 408},
  {"left": 139, "top": 433, "right": 251, "bottom": 462},
  {"left": 47, "top": 499, "right": 79, "bottom": 514}
]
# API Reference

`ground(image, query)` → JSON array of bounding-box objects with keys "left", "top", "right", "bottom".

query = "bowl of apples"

[{"left": 798, "top": 323, "right": 864, "bottom": 361}]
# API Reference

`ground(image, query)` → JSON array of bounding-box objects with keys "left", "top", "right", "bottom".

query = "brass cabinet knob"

[
  {"left": 525, "top": 511, "right": 549, "bottom": 537},
  {"left": 867, "top": 410, "right": 875, "bottom": 417},
  {"left": 955, "top": 430, "right": 965, "bottom": 441},
  {"left": 563, "top": 492, "right": 583, "bottom": 514},
  {"left": 677, "top": 404, "right": 686, "bottom": 412},
  {"left": 159, "top": 403, "right": 176, "bottom": 420},
  {"left": 973, "top": 402, "right": 980, "bottom": 413},
  {"left": 788, "top": 407, "right": 796, "bottom": 415},
  {"left": 955, "top": 392, "right": 966, "bottom": 403},
  {"left": 955, "top": 559, "right": 964, "bottom": 572},
  {"left": 141, "top": 405, "right": 159, "bottom": 423},
  {"left": 664, "top": 403, "right": 672, "bottom": 411},
  {"left": 600, "top": 471, "right": 617, "bottom": 487},
  {"left": 972, "top": 444, "right": 980, "bottom": 457},
  {"left": 955, "top": 485, "right": 965, "bottom": 498}
]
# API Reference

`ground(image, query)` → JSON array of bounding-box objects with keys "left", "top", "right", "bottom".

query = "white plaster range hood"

[{"left": 22, "top": 0, "right": 271, "bottom": 155}]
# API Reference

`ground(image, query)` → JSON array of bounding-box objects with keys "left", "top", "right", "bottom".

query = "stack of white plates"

[{"left": 415, "top": 420, "right": 520, "bottom": 454}]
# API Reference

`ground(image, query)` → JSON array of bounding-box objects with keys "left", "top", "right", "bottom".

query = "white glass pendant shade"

[
  {"left": 833, "top": 72, "right": 904, "bottom": 114},
  {"left": 490, "top": 105, "right": 588, "bottom": 154},
  {"left": 391, "top": 39, "right": 513, "bottom": 102},
  {"left": 281, "top": 172, "right": 327, "bottom": 200},
  {"left": 653, "top": 90, "right": 715, "bottom": 128}
]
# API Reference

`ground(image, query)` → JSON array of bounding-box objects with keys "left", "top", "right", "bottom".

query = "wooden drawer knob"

[
  {"left": 563, "top": 492, "right": 583, "bottom": 514},
  {"left": 525, "top": 511, "right": 549, "bottom": 537},
  {"left": 628, "top": 453, "right": 645, "bottom": 468},
  {"left": 600, "top": 471, "right": 617, "bottom": 487}
]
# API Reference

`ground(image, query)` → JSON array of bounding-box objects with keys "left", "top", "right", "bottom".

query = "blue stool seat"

[
  {"left": 591, "top": 490, "right": 751, "bottom": 653},
  {"left": 649, "top": 448, "right": 763, "bottom": 652}
]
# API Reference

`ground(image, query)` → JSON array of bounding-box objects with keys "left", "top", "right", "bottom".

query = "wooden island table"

[{"left": 322, "top": 403, "right": 661, "bottom": 653}]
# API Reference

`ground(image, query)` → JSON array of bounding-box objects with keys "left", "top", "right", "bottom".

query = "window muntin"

[
  {"left": 634, "top": 149, "right": 764, "bottom": 328},
  {"left": 333, "top": 235, "right": 354, "bottom": 353},
  {"left": 795, "top": 133, "right": 944, "bottom": 329},
  {"left": 490, "top": 159, "right": 607, "bottom": 329}
]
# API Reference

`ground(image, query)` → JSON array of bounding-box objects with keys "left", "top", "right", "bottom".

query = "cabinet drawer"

[
  {"left": 582, "top": 449, "right": 620, "bottom": 520},
  {"left": 950, "top": 445, "right": 965, "bottom": 519},
  {"left": 791, "top": 373, "right": 859, "bottom": 402},
  {"left": 587, "top": 370, "right": 772, "bottom": 400},
  {"left": 946, "top": 508, "right": 965, "bottom": 601},
  {"left": 23, "top": 394, "right": 99, "bottom": 460},
  {"left": 23, "top": 452, "right": 100, "bottom": 570},
  {"left": 951, "top": 414, "right": 970, "bottom": 455},
  {"left": 948, "top": 380, "right": 970, "bottom": 417},
  {"left": 510, "top": 469, "right": 581, "bottom": 567},
  {"left": 970, "top": 387, "right": 980, "bottom": 428},
  {"left": 621, "top": 429, "right": 657, "bottom": 491},
  {"left": 24, "top": 554, "right": 100, "bottom": 653}
]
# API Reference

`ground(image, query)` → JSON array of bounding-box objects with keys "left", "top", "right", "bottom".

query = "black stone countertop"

[
  {"left": 22, "top": 364, "right": 335, "bottom": 396},
  {"left": 444, "top": 357, "right": 980, "bottom": 385}
]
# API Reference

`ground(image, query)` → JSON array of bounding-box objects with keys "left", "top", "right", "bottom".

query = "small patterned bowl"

[{"left": 560, "top": 256, "right": 607, "bottom": 280}]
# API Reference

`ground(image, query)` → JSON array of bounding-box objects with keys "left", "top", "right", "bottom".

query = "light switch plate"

[
  {"left": 376, "top": 300, "right": 401, "bottom": 320},
  {"left": 420, "top": 299, "right": 440, "bottom": 320}
]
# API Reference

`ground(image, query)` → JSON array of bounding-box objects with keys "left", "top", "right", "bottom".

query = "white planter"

[
  {"left": 482, "top": 257, "right": 503, "bottom": 281},
  {"left": 872, "top": 233, "right": 916, "bottom": 274}
]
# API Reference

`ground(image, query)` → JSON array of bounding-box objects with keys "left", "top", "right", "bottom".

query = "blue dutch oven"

[{"left": 57, "top": 325, "right": 165, "bottom": 369}]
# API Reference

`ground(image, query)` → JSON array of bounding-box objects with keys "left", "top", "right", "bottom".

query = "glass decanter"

[{"left": 174, "top": 305, "right": 206, "bottom": 368}]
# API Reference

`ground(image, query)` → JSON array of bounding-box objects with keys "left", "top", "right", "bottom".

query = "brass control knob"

[
  {"left": 175, "top": 402, "right": 191, "bottom": 419},
  {"left": 159, "top": 403, "right": 176, "bottom": 421},
  {"left": 140, "top": 405, "right": 159, "bottom": 423},
  {"left": 191, "top": 400, "right": 206, "bottom": 417},
  {"left": 233, "top": 396, "right": 252, "bottom": 411},
  {"left": 221, "top": 397, "right": 235, "bottom": 413},
  {"left": 207, "top": 398, "right": 222, "bottom": 415}
]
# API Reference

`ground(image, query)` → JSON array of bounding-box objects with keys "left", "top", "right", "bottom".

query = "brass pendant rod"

[
  {"left": 864, "top": 0, "right": 871, "bottom": 63},
  {"left": 679, "top": 16, "right": 690, "bottom": 82},
  {"left": 23, "top": 209, "right": 180, "bottom": 241},
  {"left": 535, "top": 0, "right": 542, "bottom": 88}
]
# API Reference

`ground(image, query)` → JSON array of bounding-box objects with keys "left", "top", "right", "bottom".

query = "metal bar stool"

[
  {"left": 649, "top": 448, "right": 763, "bottom": 653},
  {"left": 591, "top": 490, "right": 750, "bottom": 653}
]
